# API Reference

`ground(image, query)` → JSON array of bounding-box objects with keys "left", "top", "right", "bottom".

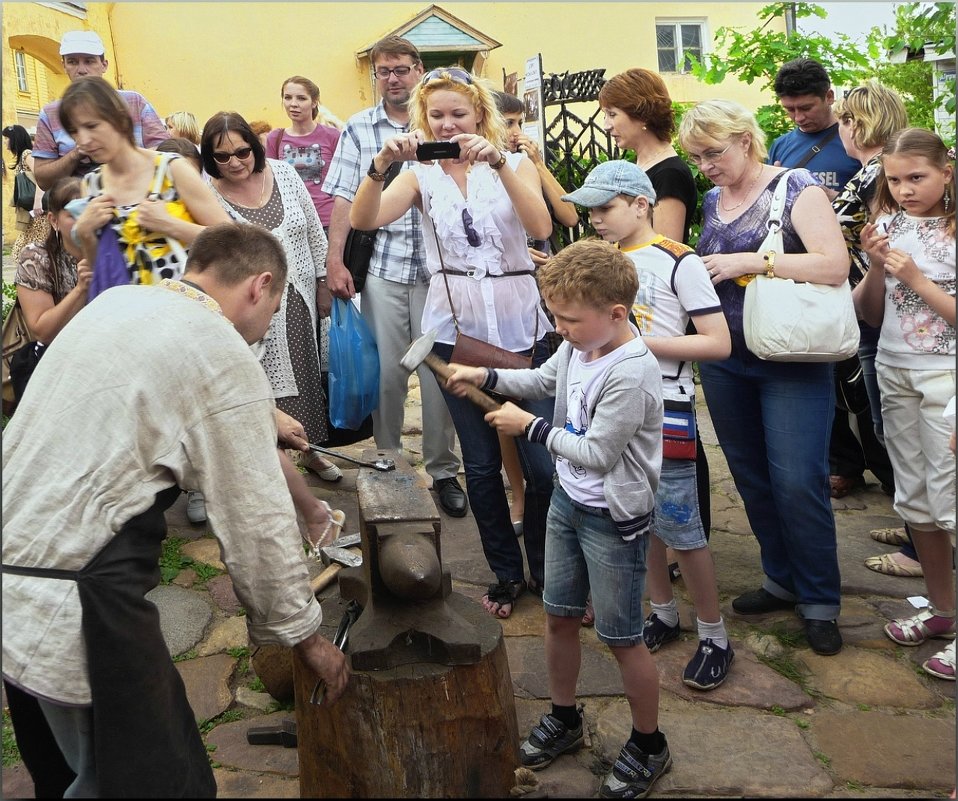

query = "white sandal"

[
  {"left": 923, "top": 641, "right": 957, "bottom": 680},
  {"left": 884, "top": 608, "right": 956, "bottom": 646}
]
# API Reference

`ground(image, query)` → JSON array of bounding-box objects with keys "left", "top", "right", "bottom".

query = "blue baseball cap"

[{"left": 562, "top": 160, "right": 657, "bottom": 207}]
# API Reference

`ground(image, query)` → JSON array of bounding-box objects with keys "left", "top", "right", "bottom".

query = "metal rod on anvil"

[{"left": 306, "top": 444, "right": 395, "bottom": 471}]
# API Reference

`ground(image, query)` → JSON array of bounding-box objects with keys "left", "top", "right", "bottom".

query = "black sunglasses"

[
  {"left": 212, "top": 146, "right": 253, "bottom": 164},
  {"left": 422, "top": 67, "right": 473, "bottom": 86},
  {"left": 462, "top": 208, "right": 481, "bottom": 247}
]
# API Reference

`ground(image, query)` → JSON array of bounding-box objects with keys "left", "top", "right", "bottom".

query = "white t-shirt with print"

[
  {"left": 557, "top": 334, "right": 647, "bottom": 508},
  {"left": 622, "top": 235, "right": 722, "bottom": 401}
]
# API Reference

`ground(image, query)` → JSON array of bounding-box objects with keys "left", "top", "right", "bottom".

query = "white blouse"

[{"left": 416, "top": 151, "right": 553, "bottom": 350}]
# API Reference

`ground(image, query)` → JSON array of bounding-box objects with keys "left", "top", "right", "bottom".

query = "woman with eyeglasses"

[
  {"left": 201, "top": 111, "right": 343, "bottom": 486},
  {"left": 351, "top": 66, "right": 554, "bottom": 619},
  {"left": 63, "top": 77, "right": 228, "bottom": 283},
  {"left": 678, "top": 100, "right": 850, "bottom": 657}
]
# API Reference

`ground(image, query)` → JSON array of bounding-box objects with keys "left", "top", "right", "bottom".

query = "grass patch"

[
  {"left": 793, "top": 717, "right": 810, "bottom": 730},
  {"left": 172, "top": 648, "right": 197, "bottom": 662},
  {"left": 764, "top": 621, "right": 805, "bottom": 649},
  {"left": 199, "top": 708, "right": 244, "bottom": 735},
  {"left": 248, "top": 676, "right": 266, "bottom": 693},
  {"left": 227, "top": 646, "right": 250, "bottom": 676},
  {"left": 857, "top": 703, "right": 871, "bottom": 712},
  {"left": 160, "top": 537, "right": 188, "bottom": 583},
  {"left": 159, "top": 536, "right": 222, "bottom": 585},
  {"left": 814, "top": 751, "right": 831, "bottom": 768},
  {"left": 845, "top": 780, "right": 866, "bottom": 792},
  {"left": 2, "top": 709, "right": 21, "bottom": 767}
]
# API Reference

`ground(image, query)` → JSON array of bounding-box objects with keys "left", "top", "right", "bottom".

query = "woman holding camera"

[{"left": 351, "top": 67, "right": 554, "bottom": 618}]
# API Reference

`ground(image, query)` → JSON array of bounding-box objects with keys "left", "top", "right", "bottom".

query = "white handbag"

[{"left": 743, "top": 172, "right": 860, "bottom": 362}]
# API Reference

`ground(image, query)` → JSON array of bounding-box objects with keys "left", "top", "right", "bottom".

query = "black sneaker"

[
  {"left": 682, "top": 638, "right": 734, "bottom": 690},
  {"left": 642, "top": 613, "right": 680, "bottom": 653},
  {"left": 599, "top": 739, "right": 672, "bottom": 798},
  {"left": 518, "top": 711, "right": 583, "bottom": 770},
  {"left": 731, "top": 587, "right": 795, "bottom": 615}
]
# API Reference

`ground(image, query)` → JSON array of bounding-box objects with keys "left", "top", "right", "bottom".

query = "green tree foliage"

[
  {"left": 879, "top": 2, "right": 956, "bottom": 118},
  {"left": 688, "top": 3, "right": 874, "bottom": 91}
]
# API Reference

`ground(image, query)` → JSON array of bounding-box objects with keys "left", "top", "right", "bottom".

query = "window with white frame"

[
  {"left": 15, "top": 51, "right": 28, "bottom": 92},
  {"left": 656, "top": 19, "right": 706, "bottom": 74}
]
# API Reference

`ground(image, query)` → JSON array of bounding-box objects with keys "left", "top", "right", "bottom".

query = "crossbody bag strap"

[
  {"left": 430, "top": 219, "right": 463, "bottom": 336},
  {"left": 793, "top": 126, "right": 840, "bottom": 169}
]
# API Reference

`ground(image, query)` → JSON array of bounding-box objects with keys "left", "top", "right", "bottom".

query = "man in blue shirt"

[{"left": 768, "top": 58, "right": 859, "bottom": 200}]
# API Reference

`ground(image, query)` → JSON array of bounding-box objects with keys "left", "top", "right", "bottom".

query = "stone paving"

[{"left": 2, "top": 381, "right": 955, "bottom": 798}]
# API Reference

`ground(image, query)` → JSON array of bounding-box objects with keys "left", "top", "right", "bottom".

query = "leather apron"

[{"left": 3, "top": 487, "right": 216, "bottom": 798}]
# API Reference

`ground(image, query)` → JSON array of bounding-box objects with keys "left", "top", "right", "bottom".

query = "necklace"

[
  {"left": 639, "top": 144, "right": 673, "bottom": 169},
  {"left": 218, "top": 168, "right": 269, "bottom": 208},
  {"left": 720, "top": 164, "right": 763, "bottom": 212}
]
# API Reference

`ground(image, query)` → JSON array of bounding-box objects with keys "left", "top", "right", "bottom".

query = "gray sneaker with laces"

[
  {"left": 600, "top": 738, "right": 672, "bottom": 798},
  {"left": 519, "top": 711, "right": 583, "bottom": 770}
]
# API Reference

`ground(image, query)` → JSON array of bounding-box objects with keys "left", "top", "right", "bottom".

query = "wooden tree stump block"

[{"left": 293, "top": 591, "right": 519, "bottom": 798}]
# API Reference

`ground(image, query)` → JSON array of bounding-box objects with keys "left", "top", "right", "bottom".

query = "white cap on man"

[{"left": 59, "top": 31, "right": 105, "bottom": 57}]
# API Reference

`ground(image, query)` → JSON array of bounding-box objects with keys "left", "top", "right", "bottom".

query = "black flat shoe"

[
  {"left": 435, "top": 476, "right": 468, "bottom": 517},
  {"left": 804, "top": 619, "right": 843, "bottom": 655},
  {"left": 732, "top": 587, "right": 796, "bottom": 615}
]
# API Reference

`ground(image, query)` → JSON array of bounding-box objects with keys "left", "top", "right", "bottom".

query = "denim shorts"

[
  {"left": 544, "top": 483, "right": 649, "bottom": 646},
  {"left": 652, "top": 458, "right": 708, "bottom": 550}
]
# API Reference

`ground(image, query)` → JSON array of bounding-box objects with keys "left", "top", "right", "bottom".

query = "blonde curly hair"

[{"left": 409, "top": 67, "right": 507, "bottom": 151}]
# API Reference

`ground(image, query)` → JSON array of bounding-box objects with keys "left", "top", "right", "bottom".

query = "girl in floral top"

[{"left": 857, "top": 128, "right": 956, "bottom": 681}]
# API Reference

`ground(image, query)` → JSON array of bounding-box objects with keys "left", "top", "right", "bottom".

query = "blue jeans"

[
  {"left": 544, "top": 483, "right": 648, "bottom": 646},
  {"left": 433, "top": 339, "right": 556, "bottom": 586},
  {"left": 699, "top": 355, "right": 841, "bottom": 620}
]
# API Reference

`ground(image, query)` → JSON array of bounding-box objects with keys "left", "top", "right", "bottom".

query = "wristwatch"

[{"left": 367, "top": 158, "right": 388, "bottom": 182}]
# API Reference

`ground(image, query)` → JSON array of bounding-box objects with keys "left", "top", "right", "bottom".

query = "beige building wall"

[
  {"left": 3, "top": 1, "right": 781, "bottom": 246},
  {"left": 106, "top": 2, "right": 778, "bottom": 127}
]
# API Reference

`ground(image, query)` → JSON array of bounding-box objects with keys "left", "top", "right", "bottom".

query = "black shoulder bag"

[{"left": 342, "top": 161, "right": 402, "bottom": 292}]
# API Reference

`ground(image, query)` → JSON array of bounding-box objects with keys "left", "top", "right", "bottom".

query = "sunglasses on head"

[
  {"left": 461, "top": 208, "right": 481, "bottom": 247},
  {"left": 211, "top": 146, "right": 253, "bottom": 164},
  {"left": 422, "top": 67, "right": 473, "bottom": 86}
]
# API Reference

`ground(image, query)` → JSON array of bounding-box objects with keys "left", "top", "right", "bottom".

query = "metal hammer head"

[
  {"left": 400, "top": 328, "right": 439, "bottom": 373},
  {"left": 329, "top": 532, "right": 361, "bottom": 550},
  {"left": 321, "top": 545, "right": 363, "bottom": 568}
]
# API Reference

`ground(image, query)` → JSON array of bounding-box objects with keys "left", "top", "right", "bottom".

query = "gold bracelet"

[
  {"left": 490, "top": 152, "right": 507, "bottom": 171},
  {"left": 763, "top": 250, "right": 776, "bottom": 278}
]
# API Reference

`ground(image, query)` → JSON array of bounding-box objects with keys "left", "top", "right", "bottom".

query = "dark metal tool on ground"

[
  {"left": 246, "top": 716, "right": 297, "bottom": 748},
  {"left": 309, "top": 599, "right": 362, "bottom": 706},
  {"left": 399, "top": 329, "right": 502, "bottom": 414},
  {"left": 307, "top": 443, "right": 395, "bottom": 471}
]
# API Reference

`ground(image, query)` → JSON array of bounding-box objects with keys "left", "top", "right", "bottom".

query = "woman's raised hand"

[
  {"left": 75, "top": 258, "right": 93, "bottom": 293},
  {"left": 378, "top": 130, "right": 425, "bottom": 166},
  {"left": 451, "top": 133, "right": 501, "bottom": 167}
]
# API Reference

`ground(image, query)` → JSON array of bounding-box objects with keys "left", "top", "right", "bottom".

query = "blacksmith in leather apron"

[{"left": 3, "top": 487, "right": 215, "bottom": 798}]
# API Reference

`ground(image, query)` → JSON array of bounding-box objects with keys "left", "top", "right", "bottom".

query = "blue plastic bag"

[{"left": 328, "top": 297, "right": 379, "bottom": 430}]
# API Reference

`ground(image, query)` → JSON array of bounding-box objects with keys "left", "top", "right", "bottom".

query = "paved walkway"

[{"left": 2, "top": 383, "right": 954, "bottom": 798}]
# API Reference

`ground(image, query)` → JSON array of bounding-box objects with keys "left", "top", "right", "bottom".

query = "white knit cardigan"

[{"left": 212, "top": 159, "right": 328, "bottom": 397}]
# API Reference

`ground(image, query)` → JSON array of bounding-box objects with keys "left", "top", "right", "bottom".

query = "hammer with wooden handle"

[
  {"left": 309, "top": 533, "right": 362, "bottom": 595},
  {"left": 399, "top": 329, "right": 502, "bottom": 414}
]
